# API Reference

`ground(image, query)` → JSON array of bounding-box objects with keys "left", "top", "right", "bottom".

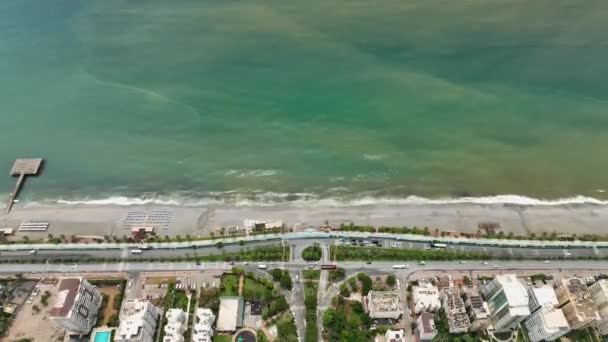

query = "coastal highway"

[
  {"left": 1, "top": 237, "right": 606, "bottom": 262},
  {"left": 2, "top": 260, "right": 608, "bottom": 275}
]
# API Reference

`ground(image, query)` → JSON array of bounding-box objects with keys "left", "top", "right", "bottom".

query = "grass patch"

[
  {"left": 213, "top": 335, "right": 232, "bottom": 342},
  {"left": 220, "top": 275, "right": 239, "bottom": 296},
  {"left": 243, "top": 277, "right": 273, "bottom": 301},
  {"left": 303, "top": 270, "right": 320, "bottom": 280},
  {"left": 332, "top": 245, "right": 487, "bottom": 261},
  {"left": 301, "top": 244, "right": 322, "bottom": 261}
]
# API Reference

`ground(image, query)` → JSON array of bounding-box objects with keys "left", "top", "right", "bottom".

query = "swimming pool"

[{"left": 93, "top": 331, "right": 111, "bottom": 342}]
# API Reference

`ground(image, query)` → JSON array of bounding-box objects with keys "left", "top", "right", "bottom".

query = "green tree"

[
  {"left": 280, "top": 272, "right": 293, "bottom": 290},
  {"left": 386, "top": 275, "right": 396, "bottom": 287},
  {"left": 339, "top": 283, "right": 350, "bottom": 297},
  {"left": 271, "top": 269, "right": 283, "bottom": 282}
]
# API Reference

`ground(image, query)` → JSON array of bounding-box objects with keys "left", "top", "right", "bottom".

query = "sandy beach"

[{"left": 1, "top": 201, "right": 608, "bottom": 239}]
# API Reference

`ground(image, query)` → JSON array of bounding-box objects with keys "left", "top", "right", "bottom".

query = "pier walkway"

[{"left": 6, "top": 158, "right": 42, "bottom": 213}]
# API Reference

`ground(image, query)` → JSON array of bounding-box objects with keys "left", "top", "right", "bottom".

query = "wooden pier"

[{"left": 6, "top": 158, "right": 43, "bottom": 213}]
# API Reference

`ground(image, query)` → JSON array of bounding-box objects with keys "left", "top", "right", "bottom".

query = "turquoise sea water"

[{"left": 1, "top": 0, "right": 608, "bottom": 204}]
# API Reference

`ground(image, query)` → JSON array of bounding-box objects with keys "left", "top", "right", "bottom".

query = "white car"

[
  {"left": 544, "top": 260, "right": 551, "bottom": 264},
  {"left": 459, "top": 261, "right": 466, "bottom": 264},
  {"left": 483, "top": 261, "right": 489, "bottom": 265}
]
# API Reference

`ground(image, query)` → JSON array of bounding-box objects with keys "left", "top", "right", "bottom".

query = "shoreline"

[{"left": 2, "top": 200, "right": 608, "bottom": 238}]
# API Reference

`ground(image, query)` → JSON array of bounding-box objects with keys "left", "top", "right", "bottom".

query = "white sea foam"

[
  {"left": 225, "top": 169, "right": 280, "bottom": 178},
  {"left": 21, "top": 192, "right": 608, "bottom": 208}
]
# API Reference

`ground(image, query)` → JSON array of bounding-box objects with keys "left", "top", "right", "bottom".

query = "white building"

[
  {"left": 413, "top": 282, "right": 441, "bottom": 314},
  {"left": 525, "top": 306, "right": 570, "bottom": 342},
  {"left": 50, "top": 278, "right": 102, "bottom": 334},
  {"left": 589, "top": 279, "right": 608, "bottom": 335},
  {"left": 243, "top": 219, "right": 284, "bottom": 232},
  {"left": 417, "top": 312, "right": 437, "bottom": 342},
  {"left": 528, "top": 286, "right": 559, "bottom": 313},
  {"left": 367, "top": 291, "right": 401, "bottom": 319},
  {"left": 217, "top": 297, "right": 244, "bottom": 332},
  {"left": 115, "top": 300, "right": 160, "bottom": 342},
  {"left": 383, "top": 329, "right": 405, "bottom": 342},
  {"left": 164, "top": 309, "right": 187, "bottom": 342},
  {"left": 192, "top": 308, "right": 215, "bottom": 342},
  {"left": 481, "top": 274, "right": 530, "bottom": 332}
]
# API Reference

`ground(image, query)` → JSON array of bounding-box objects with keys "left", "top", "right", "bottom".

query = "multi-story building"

[
  {"left": 368, "top": 291, "right": 401, "bottom": 319},
  {"left": 164, "top": 308, "right": 187, "bottom": 342},
  {"left": 525, "top": 306, "right": 570, "bottom": 342},
  {"left": 416, "top": 312, "right": 437, "bottom": 342},
  {"left": 413, "top": 282, "right": 441, "bottom": 314},
  {"left": 462, "top": 292, "right": 490, "bottom": 332},
  {"left": 554, "top": 277, "right": 600, "bottom": 330},
  {"left": 192, "top": 308, "right": 215, "bottom": 342},
  {"left": 524, "top": 285, "right": 569, "bottom": 342},
  {"left": 114, "top": 300, "right": 160, "bottom": 342},
  {"left": 442, "top": 289, "right": 471, "bottom": 334},
  {"left": 588, "top": 279, "right": 608, "bottom": 335},
  {"left": 528, "top": 286, "right": 559, "bottom": 313},
  {"left": 481, "top": 274, "right": 530, "bottom": 332},
  {"left": 50, "top": 278, "right": 102, "bottom": 334}
]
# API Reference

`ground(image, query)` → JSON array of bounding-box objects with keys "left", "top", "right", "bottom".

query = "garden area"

[
  {"left": 220, "top": 269, "right": 289, "bottom": 320},
  {"left": 331, "top": 246, "right": 488, "bottom": 261},
  {"left": 303, "top": 271, "right": 319, "bottom": 342},
  {"left": 323, "top": 297, "right": 372, "bottom": 341},
  {"left": 301, "top": 244, "right": 322, "bottom": 261},
  {"left": 88, "top": 278, "right": 126, "bottom": 328}
]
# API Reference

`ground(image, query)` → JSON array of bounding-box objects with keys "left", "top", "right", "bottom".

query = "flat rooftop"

[
  {"left": 50, "top": 278, "right": 80, "bottom": 317},
  {"left": 10, "top": 158, "right": 43, "bottom": 175},
  {"left": 217, "top": 296, "right": 243, "bottom": 331}
]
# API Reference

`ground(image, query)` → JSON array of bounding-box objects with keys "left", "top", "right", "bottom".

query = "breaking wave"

[{"left": 18, "top": 193, "right": 608, "bottom": 208}]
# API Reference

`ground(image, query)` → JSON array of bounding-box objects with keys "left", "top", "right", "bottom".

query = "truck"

[
  {"left": 258, "top": 264, "right": 267, "bottom": 269},
  {"left": 431, "top": 242, "right": 447, "bottom": 249},
  {"left": 392, "top": 264, "right": 409, "bottom": 269},
  {"left": 130, "top": 249, "right": 143, "bottom": 254}
]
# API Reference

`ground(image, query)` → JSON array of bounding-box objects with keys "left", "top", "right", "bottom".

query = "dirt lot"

[
  {"left": 5, "top": 279, "right": 65, "bottom": 342},
  {"left": 98, "top": 286, "right": 120, "bottom": 325}
]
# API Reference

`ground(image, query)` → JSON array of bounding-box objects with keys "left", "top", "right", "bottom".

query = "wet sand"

[{"left": 1, "top": 202, "right": 608, "bottom": 239}]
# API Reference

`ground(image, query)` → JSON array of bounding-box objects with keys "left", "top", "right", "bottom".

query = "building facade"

[
  {"left": 192, "top": 308, "right": 215, "bottom": 342},
  {"left": 164, "top": 308, "right": 187, "bottom": 342},
  {"left": 525, "top": 306, "right": 570, "bottom": 342},
  {"left": 462, "top": 293, "right": 490, "bottom": 332},
  {"left": 413, "top": 282, "right": 441, "bottom": 314},
  {"left": 115, "top": 300, "right": 160, "bottom": 342},
  {"left": 589, "top": 279, "right": 608, "bottom": 335},
  {"left": 442, "top": 289, "right": 471, "bottom": 334},
  {"left": 50, "top": 278, "right": 102, "bottom": 334},
  {"left": 554, "top": 277, "right": 600, "bottom": 330},
  {"left": 481, "top": 274, "right": 530, "bottom": 332}
]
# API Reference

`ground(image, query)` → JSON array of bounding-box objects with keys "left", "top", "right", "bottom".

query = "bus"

[
  {"left": 392, "top": 264, "right": 409, "bottom": 269},
  {"left": 431, "top": 242, "right": 447, "bottom": 249},
  {"left": 320, "top": 264, "right": 337, "bottom": 270}
]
